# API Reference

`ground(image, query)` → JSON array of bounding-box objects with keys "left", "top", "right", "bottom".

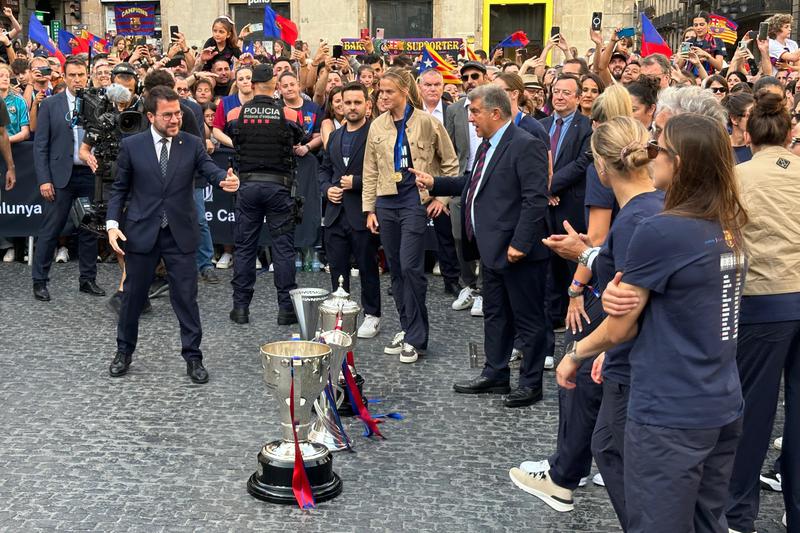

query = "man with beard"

[
  {"left": 444, "top": 61, "right": 490, "bottom": 315},
  {"left": 523, "top": 75, "right": 547, "bottom": 120},
  {"left": 591, "top": 28, "right": 629, "bottom": 85}
]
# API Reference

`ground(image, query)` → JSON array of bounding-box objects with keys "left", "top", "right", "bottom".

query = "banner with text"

[
  {"left": 114, "top": 3, "right": 156, "bottom": 36},
  {"left": 341, "top": 38, "right": 462, "bottom": 58}
]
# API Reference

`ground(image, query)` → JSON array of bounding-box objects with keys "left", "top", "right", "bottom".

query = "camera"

[{"left": 69, "top": 85, "right": 144, "bottom": 236}]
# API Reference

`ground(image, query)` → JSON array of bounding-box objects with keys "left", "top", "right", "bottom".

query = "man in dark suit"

[
  {"left": 32, "top": 56, "right": 105, "bottom": 301},
  {"left": 413, "top": 84, "right": 553, "bottom": 407},
  {"left": 318, "top": 82, "right": 381, "bottom": 338},
  {"left": 538, "top": 74, "right": 593, "bottom": 328},
  {"left": 106, "top": 87, "right": 240, "bottom": 384}
]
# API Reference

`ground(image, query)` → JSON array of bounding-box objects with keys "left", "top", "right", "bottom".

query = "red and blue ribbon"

[{"left": 290, "top": 361, "right": 316, "bottom": 509}]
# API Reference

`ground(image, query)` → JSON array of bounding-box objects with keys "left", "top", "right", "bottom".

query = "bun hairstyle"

[
  {"left": 591, "top": 116, "right": 651, "bottom": 174},
  {"left": 722, "top": 91, "right": 754, "bottom": 127},
  {"left": 747, "top": 89, "right": 792, "bottom": 147},
  {"left": 381, "top": 67, "right": 423, "bottom": 109}
]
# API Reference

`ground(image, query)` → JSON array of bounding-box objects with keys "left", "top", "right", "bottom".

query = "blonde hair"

[
  {"left": 381, "top": 67, "right": 423, "bottom": 109},
  {"left": 590, "top": 84, "right": 632, "bottom": 123},
  {"left": 591, "top": 116, "right": 651, "bottom": 173}
]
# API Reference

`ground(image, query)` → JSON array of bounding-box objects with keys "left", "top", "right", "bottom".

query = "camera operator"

[
  {"left": 31, "top": 57, "right": 105, "bottom": 302},
  {"left": 28, "top": 55, "right": 53, "bottom": 133}
]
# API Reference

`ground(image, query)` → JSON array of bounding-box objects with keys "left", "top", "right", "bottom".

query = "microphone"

[{"left": 104, "top": 83, "right": 132, "bottom": 104}]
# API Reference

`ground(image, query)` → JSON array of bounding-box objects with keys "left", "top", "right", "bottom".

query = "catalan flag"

[
  {"left": 708, "top": 14, "right": 738, "bottom": 44},
  {"left": 463, "top": 42, "right": 478, "bottom": 62},
  {"left": 420, "top": 45, "right": 460, "bottom": 83}
]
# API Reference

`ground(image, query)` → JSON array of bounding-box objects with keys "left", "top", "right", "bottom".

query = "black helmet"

[{"left": 111, "top": 62, "right": 137, "bottom": 79}]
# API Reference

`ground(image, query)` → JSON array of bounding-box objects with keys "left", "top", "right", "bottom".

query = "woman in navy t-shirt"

[{"left": 555, "top": 114, "right": 748, "bottom": 532}]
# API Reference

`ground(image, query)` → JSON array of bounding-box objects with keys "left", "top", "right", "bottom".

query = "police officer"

[{"left": 229, "top": 63, "right": 305, "bottom": 326}]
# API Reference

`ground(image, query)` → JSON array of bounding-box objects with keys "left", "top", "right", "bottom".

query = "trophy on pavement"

[
  {"left": 309, "top": 329, "right": 353, "bottom": 452},
  {"left": 289, "top": 288, "right": 330, "bottom": 340},
  {"left": 247, "top": 340, "right": 343, "bottom": 506}
]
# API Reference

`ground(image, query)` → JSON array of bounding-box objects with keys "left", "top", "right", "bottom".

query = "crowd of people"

[{"left": 1, "top": 7, "right": 800, "bottom": 532}]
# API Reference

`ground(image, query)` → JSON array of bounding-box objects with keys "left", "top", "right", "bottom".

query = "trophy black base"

[
  {"left": 247, "top": 447, "right": 343, "bottom": 504},
  {"left": 338, "top": 373, "right": 367, "bottom": 417}
]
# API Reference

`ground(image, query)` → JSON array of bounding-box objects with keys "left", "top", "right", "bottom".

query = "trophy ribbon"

[
  {"left": 290, "top": 361, "right": 316, "bottom": 509},
  {"left": 341, "top": 360, "right": 384, "bottom": 439},
  {"left": 324, "top": 376, "right": 353, "bottom": 451}
]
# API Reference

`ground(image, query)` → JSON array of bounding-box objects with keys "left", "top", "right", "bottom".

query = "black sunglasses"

[
  {"left": 709, "top": 86, "right": 728, "bottom": 94},
  {"left": 461, "top": 72, "right": 482, "bottom": 82}
]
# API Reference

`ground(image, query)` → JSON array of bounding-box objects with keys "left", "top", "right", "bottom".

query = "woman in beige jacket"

[{"left": 362, "top": 67, "right": 459, "bottom": 364}]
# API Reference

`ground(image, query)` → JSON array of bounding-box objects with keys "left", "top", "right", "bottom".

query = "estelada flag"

[
  {"left": 641, "top": 14, "right": 673, "bottom": 57},
  {"left": 420, "top": 45, "right": 460, "bottom": 83},
  {"left": 708, "top": 14, "right": 738, "bottom": 44},
  {"left": 462, "top": 42, "right": 479, "bottom": 62}
]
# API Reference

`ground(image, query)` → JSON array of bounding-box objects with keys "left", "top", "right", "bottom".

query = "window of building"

[{"left": 369, "top": 0, "right": 433, "bottom": 39}]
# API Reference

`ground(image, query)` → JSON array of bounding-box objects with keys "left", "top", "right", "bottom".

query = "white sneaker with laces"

[
  {"left": 509, "top": 468, "right": 574, "bottom": 512},
  {"left": 216, "top": 252, "right": 233, "bottom": 269},
  {"left": 452, "top": 286, "right": 474, "bottom": 311},
  {"left": 544, "top": 356, "right": 555, "bottom": 370},
  {"left": 2, "top": 248, "right": 14, "bottom": 262},
  {"left": 399, "top": 343, "right": 418, "bottom": 364},
  {"left": 519, "top": 459, "right": 588, "bottom": 487},
  {"left": 55, "top": 246, "right": 69, "bottom": 263},
  {"left": 384, "top": 331, "right": 405, "bottom": 355},
  {"left": 470, "top": 295, "right": 484, "bottom": 317},
  {"left": 357, "top": 315, "right": 381, "bottom": 339},
  {"left": 510, "top": 348, "right": 523, "bottom": 362},
  {"left": 592, "top": 473, "right": 604, "bottom": 486}
]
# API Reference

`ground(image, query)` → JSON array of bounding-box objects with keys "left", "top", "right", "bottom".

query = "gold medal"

[{"left": 393, "top": 171, "right": 403, "bottom": 182}]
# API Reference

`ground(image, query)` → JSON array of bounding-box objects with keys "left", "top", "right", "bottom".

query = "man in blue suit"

[
  {"left": 318, "top": 82, "right": 381, "bottom": 338},
  {"left": 32, "top": 57, "right": 105, "bottom": 302},
  {"left": 105, "top": 87, "right": 240, "bottom": 384},
  {"left": 413, "top": 84, "right": 553, "bottom": 407},
  {"left": 539, "top": 74, "right": 593, "bottom": 329}
]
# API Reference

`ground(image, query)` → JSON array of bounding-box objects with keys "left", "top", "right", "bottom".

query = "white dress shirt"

[
  {"left": 425, "top": 99, "right": 444, "bottom": 124},
  {"left": 65, "top": 89, "right": 87, "bottom": 166},
  {"left": 469, "top": 119, "right": 511, "bottom": 234},
  {"left": 465, "top": 98, "right": 480, "bottom": 171}
]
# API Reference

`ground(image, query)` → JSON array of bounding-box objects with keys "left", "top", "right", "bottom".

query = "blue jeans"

[{"left": 194, "top": 187, "right": 214, "bottom": 272}]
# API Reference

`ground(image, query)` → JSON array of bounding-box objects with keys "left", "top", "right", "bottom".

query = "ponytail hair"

[{"left": 382, "top": 67, "right": 423, "bottom": 109}]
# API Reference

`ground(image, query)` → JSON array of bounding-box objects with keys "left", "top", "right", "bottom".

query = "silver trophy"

[
  {"left": 247, "top": 340, "right": 343, "bottom": 504},
  {"left": 309, "top": 329, "right": 353, "bottom": 452},
  {"left": 289, "top": 287, "right": 330, "bottom": 340}
]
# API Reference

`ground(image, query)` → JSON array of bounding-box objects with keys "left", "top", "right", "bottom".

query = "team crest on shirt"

[
  {"left": 777, "top": 157, "right": 790, "bottom": 169},
  {"left": 7, "top": 105, "right": 16, "bottom": 115},
  {"left": 723, "top": 230, "right": 735, "bottom": 249}
]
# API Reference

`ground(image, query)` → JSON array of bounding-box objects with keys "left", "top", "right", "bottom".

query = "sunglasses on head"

[
  {"left": 461, "top": 72, "right": 482, "bottom": 82},
  {"left": 647, "top": 139, "right": 670, "bottom": 158}
]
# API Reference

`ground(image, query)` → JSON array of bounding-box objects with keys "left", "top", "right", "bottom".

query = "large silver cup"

[
  {"left": 247, "top": 340, "right": 343, "bottom": 504},
  {"left": 309, "top": 330, "right": 353, "bottom": 451},
  {"left": 289, "top": 288, "right": 329, "bottom": 340}
]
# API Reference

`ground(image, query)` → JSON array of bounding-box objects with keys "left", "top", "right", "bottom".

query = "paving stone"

[{"left": 0, "top": 263, "right": 787, "bottom": 532}]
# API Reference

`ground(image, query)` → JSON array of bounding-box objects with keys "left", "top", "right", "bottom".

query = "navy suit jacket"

[
  {"left": 430, "top": 122, "right": 550, "bottom": 270},
  {"left": 539, "top": 112, "right": 593, "bottom": 232},
  {"left": 107, "top": 130, "right": 227, "bottom": 255},
  {"left": 34, "top": 91, "right": 82, "bottom": 189},
  {"left": 318, "top": 123, "right": 369, "bottom": 231}
]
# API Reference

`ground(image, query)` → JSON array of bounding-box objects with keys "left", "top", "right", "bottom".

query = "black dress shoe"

[
  {"left": 149, "top": 277, "right": 169, "bottom": 298},
  {"left": 109, "top": 351, "right": 132, "bottom": 377},
  {"left": 142, "top": 298, "right": 153, "bottom": 315},
  {"left": 187, "top": 359, "right": 209, "bottom": 384},
  {"left": 230, "top": 307, "right": 250, "bottom": 324},
  {"left": 80, "top": 279, "right": 106, "bottom": 296},
  {"left": 277, "top": 308, "right": 298, "bottom": 325},
  {"left": 33, "top": 283, "right": 51, "bottom": 302},
  {"left": 453, "top": 375, "right": 511, "bottom": 394},
  {"left": 444, "top": 280, "right": 462, "bottom": 296},
  {"left": 504, "top": 386, "right": 543, "bottom": 408}
]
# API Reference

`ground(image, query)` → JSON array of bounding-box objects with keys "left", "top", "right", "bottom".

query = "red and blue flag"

[
  {"left": 641, "top": 14, "right": 672, "bottom": 57},
  {"left": 263, "top": 5, "right": 298, "bottom": 46}
]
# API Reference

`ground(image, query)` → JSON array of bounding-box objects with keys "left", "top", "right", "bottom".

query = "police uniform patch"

[{"left": 777, "top": 157, "right": 790, "bottom": 169}]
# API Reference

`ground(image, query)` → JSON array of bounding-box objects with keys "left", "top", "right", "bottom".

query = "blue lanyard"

[
  {"left": 394, "top": 104, "right": 413, "bottom": 171},
  {"left": 514, "top": 111, "right": 523, "bottom": 126}
]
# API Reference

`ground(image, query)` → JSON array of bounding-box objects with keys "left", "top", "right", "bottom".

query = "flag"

[
  {"left": 57, "top": 29, "right": 76, "bottom": 56},
  {"left": 264, "top": 5, "right": 298, "bottom": 46},
  {"left": 641, "top": 14, "right": 672, "bottom": 57},
  {"left": 708, "top": 14, "right": 738, "bottom": 44},
  {"left": 420, "top": 45, "right": 460, "bottom": 83},
  {"left": 242, "top": 41, "right": 255, "bottom": 56},
  {"left": 463, "top": 42, "right": 478, "bottom": 62},
  {"left": 80, "top": 30, "right": 111, "bottom": 54},
  {"left": 495, "top": 31, "right": 529, "bottom": 50},
  {"left": 113, "top": 3, "right": 156, "bottom": 36},
  {"left": 28, "top": 13, "right": 57, "bottom": 56}
]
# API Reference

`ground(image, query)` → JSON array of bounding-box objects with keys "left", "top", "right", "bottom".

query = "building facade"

[{"left": 12, "top": 0, "right": 641, "bottom": 64}]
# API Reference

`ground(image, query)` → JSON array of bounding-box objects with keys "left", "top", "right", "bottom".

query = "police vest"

[{"left": 235, "top": 96, "right": 295, "bottom": 177}]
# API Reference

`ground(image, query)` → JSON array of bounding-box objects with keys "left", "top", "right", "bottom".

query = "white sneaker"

[
  {"left": 452, "top": 286, "right": 474, "bottom": 311},
  {"left": 544, "top": 356, "right": 555, "bottom": 370},
  {"left": 783, "top": 512, "right": 787, "bottom": 527},
  {"left": 255, "top": 258, "right": 262, "bottom": 270},
  {"left": 268, "top": 263, "right": 274, "bottom": 272},
  {"left": 350, "top": 267, "right": 359, "bottom": 277},
  {"left": 432, "top": 262, "right": 441, "bottom": 276},
  {"left": 399, "top": 343, "right": 419, "bottom": 364},
  {"left": 775, "top": 437, "right": 783, "bottom": 450},
  {"left": 384, "top": 331, "right": 405, "bottom": 355},
  {"left": 55, "top": 246, "right": 69, "bottom": 263},
  {"left": 510, "top": 348, "right": 523, "bottom": 362},
  {"left": 216, "top": 252, "right": 233, "bottom": 269},
  {"left": 2, "top": 248, "right": 14, "bottom": 262},
  {"left": 357, "top": 315, "right": 381, "bottom": 339},
  {"left": 470, "top": 295, "right": 484, "bottom": 317},
  {"left": 520, "top": 459, "right": 588, "bottom": 487},
  {"left": 593, "top": 473, "right": 605, "bottom": 486},
  {"left": 509, "top": 468, "right": 574, "bottom": 512}
]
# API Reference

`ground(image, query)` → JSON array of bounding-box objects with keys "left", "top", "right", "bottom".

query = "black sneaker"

[
  {"left": 760, "top": 469, "right": 782, "bottom": 492},
  {"left": 277, "top": 308, "right": 298, "bottom": 325}
]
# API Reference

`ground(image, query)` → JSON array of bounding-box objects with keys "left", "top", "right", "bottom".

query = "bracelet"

[
  {"left": 571, "top": 279, "right": 585, "bottom": 288},
  {"left": 578, "top": 247, "right": 598, "bottom": 267},
  {"left": 565, "top": 340, "right": 581, "bottom": 364}
]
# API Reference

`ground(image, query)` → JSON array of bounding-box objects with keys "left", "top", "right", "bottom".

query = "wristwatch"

[
  {"left": 564, "top": 340, "right": 581, "bottom": 364},
  {"left": 567, "top": 286, "right": 583, "bottom": 298}
]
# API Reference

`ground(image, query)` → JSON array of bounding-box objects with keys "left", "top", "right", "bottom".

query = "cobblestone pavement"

[{"left": 0, "top": 263, "right": 787, "bottom": 532}]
